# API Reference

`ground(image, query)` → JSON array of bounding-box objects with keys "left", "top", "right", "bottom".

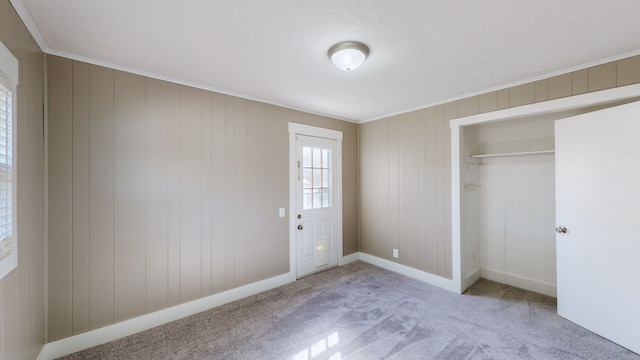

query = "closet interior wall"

[{"left": 461, "top": 113, "right": 566, "bottom": 297}]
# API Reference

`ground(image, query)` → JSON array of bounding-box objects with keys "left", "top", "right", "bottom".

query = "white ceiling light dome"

[{"left": 328, "top": 41, "right": 370, "bottom": 71}]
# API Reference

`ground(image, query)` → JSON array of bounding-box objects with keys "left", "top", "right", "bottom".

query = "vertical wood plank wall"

[
  {"left": 360, "top": 106, "right": 453, "bottom": 278},
  {"left": 0, "top": 0, "right": 46, "bottom": 358},
  {"left": 359, "top": 55, "right": 640, "bottom": 280},
  {"left": 478, "top": 154, "right": 556, "bottom": 287},
  {"left": 46, "top": 56, "right": 359, "bottom": 341}
]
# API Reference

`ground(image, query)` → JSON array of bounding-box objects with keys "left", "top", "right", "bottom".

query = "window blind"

[
  {"left": 0, "top": 82, "right": 12, "bottom": 259},
  {"left": 0, "top": 41, "right": 18, "bottom": 278}
]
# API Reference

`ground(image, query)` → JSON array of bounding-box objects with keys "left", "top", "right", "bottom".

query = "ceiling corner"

[{"left": 9, "top": 0, "right": 50, "bottom": 53}]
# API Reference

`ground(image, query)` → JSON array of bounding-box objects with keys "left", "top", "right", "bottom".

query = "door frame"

[
  {"left": 288, "top": 122, "right": 343, "bottom": 278},
  {"left": 450, "top": 83, "right": 640, "bottom": 294}
]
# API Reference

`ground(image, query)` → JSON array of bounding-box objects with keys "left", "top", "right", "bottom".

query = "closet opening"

[{"left": 450, "top": 83, "right": 640, "bottom": 296}]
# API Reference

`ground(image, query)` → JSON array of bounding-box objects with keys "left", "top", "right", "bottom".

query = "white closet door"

[{"left": 555, "top": 100, "right": 640, "bottom": 354}]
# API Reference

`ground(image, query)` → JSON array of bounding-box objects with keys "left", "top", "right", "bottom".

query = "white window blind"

[
  {"left": 0, "top": 82, "right": 12, "bottom": 261},
  {"left": 0, "top": 40, "right": 18, "bottom": 280}
]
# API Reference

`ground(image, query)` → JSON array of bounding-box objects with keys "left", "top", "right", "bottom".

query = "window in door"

[{"left": 302, "top": 146, "right": 332, "bottom": 210}]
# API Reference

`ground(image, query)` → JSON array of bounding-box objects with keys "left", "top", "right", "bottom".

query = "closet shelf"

[{"left": 469, "top": 150, "right": 555, "bottom": 158}]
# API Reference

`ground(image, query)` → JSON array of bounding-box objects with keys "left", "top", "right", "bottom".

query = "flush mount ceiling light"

[{"left": 328, "top": 41, "right": 370, "bottom": 71}]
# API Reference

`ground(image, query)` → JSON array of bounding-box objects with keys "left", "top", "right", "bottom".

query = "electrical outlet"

[
  {"left": 278, "top": 208, "right": 285, "bottom": 218},
  {"left": 393, "top": 248, "right": 398, "bottom": 258}
]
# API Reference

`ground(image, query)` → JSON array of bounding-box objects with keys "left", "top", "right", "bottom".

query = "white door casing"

[
  {"left": 288, "top": 123, "right": 343, "bottom": 278},
  {"left": 555, "top": 100, "right": 640, "bottom": 354}
]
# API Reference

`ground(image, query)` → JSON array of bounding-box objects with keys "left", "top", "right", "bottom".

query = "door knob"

[
  {"left": 297, "top": 225, "right": 303, "bottom": 230},
  {"left": 555, "top": 226, "right": 567, "bottom": 234}
]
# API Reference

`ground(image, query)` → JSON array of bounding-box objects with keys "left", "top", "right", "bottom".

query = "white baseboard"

[
  {"left": 480, "top": 267, "right": 557, "bottom": 297},
  {"left": 339, "top": 251, "right": 360, "bottom": 265},
  {"left": 37, "top": 272, "right": 296, "bottom": 360},
  {"left": 463, "top": 267, "right": 481, "bottom": 292},
  {"left": 358, "top": 252, "right": 459, "bottom": 293}
]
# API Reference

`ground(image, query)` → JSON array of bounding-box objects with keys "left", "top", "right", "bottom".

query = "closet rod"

[{"left": 469, "top": 149, "right": 555, "bottom": 158}]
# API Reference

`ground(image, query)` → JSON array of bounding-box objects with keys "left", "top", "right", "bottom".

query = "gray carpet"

[{"left": 60, "top": 261, "right": 639, "bottom": 359}]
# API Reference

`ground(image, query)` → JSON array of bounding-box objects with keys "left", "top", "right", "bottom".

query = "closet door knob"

[{"left": 555, "top": 226, "right": 568, "bottom": 234}]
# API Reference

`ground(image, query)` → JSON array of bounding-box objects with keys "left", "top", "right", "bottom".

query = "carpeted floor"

[{"left": 60, "top": 261, "right": 640, "bottom": 359}]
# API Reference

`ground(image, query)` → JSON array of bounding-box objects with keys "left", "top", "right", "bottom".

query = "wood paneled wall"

[
  {"left": 360, "top": 106, "right": 453, "bottom": 278},
  {"left": 478, "top": 154, "right": 556, "bottom": 287},
  {"left": 46, "top": 56, "right": 358, "bottom": 341},
  {"left": 359, "top": 55, "right": 640, "bottom": 280},
  {"left": 0, "top": 1, "right": 46, "bottom": 359}
]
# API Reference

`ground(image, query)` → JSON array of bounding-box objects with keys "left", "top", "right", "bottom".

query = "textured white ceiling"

[{"left": 12, "top": 0, "right": 640, "bottom": 122}]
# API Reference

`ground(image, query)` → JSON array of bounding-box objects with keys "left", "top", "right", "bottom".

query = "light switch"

[{"left": 279, "top": 208, "right": 285, "bottom": 218}]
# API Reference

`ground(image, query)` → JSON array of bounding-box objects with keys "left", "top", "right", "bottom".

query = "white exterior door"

[
  {"left": 295, "top": 134, "right": 339, "bottom": 277},
  {"left": 555, "top": 100, "right": 640, "bottom": 354}
]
